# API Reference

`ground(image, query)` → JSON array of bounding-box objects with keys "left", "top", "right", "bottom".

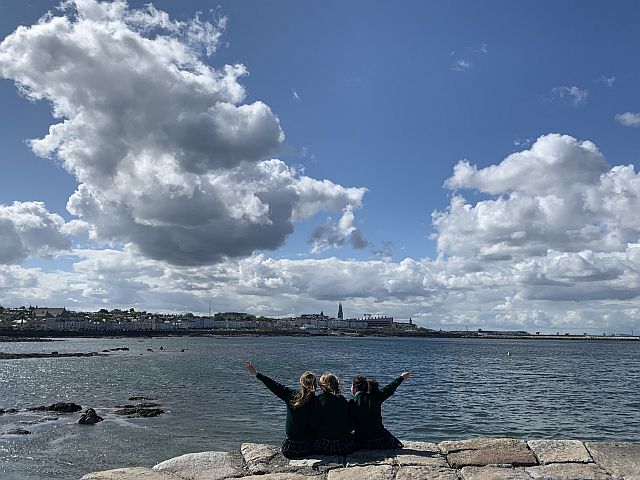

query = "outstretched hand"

[
  {"left": 400, "top": 371, "right": 412, "bottom": 380},
  {"left": 244, "top": 362, "right": 258, "bottom": 376}
]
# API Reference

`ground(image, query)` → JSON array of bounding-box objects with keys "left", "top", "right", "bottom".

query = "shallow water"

[{"left": 0, "top": 336, "right": 638, "bottom": 479}]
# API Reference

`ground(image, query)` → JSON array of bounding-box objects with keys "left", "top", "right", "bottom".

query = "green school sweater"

[
  {"left": 310, "top": 392, "right": 352, "bottom": 441},
  {"left": 256, "top": 372, "right": 315, "bottom": 441},
  {"left": 349, "top": 376, "right": 404, "bottom": 440}
]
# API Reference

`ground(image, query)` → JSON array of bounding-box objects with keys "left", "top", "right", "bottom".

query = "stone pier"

[{"left": 81, "top": 438, "right": 640, "bottom": 480}]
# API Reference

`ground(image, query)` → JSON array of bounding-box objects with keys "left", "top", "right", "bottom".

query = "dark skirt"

[
  {"left": 314, "top": 435, "right": 356, "bottom": 456},
  {"left": 281, "top": 437, "right": 314, "bottom": 459},
  {"left": 357, "top": 429, "right": 403, "bottom": 450}
]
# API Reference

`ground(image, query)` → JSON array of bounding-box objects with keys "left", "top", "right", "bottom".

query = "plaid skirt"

[
  {"left": 357, "top": 429, "right": 403, "bottom": 450},
  {"left": 281, "top": 437, "right": 314, "bottom": 459},
  {"left": 314, "top": 435, "right": 356, "bottom": 456}
]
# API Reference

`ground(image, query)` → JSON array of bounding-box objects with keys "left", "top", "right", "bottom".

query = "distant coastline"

[{"left": 1, "top": 329, "right": 638, "bottom": 341}]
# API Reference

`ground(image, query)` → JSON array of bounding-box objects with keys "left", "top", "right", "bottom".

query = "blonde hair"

[
  {"left": 319, "top": 372, "right": 341, "bottom": 396},
  {"left": 291, "top": 371, "right": 317, "bottom": 408}
]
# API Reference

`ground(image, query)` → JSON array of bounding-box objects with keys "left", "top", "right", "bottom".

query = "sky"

[{"left": 1, "top": 0, "right": 640, "bottom": 333}]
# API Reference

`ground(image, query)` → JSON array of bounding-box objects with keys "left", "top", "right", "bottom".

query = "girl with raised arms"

[
  {"left": 349, "top": 371, "right": 412, "bottom": 449},
  {"left": 244, "top": 362, "right": 317, "bottom": 458}
]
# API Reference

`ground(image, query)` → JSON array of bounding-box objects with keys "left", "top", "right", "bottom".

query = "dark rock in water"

[
  {"left": 114, "top": 405, "right": 164, "bottom": 418},
  {"left": 102, "top": 349, "right": 110, "bottom": 353},
  {"left": 27, "top": 402, "right": 82, "bottom": 413},
  {"left": 110, "top": 347, "right": 129, "bottom": 351},
  {"left": 5, "top": 428, "right": 31, "bottom": 435},
  {"left": 115, "top": 402, "right": 160, "bottom": 409},
  {"left": 128, "top": 396, "right": 155, "bottom": 401},
  {"left": 78, "top": 408, "right": 103, "bottom": 425},
  {"left": 51, "top": 351, "right": 59, "bottom": 355},
  {"left": 147, "top": 348, "right": 153, "bottom": 352},
  {"left": 0, "top": 352, "right": 103, "bottom": 360},
  {"left": 2, "top": 408, "right": 18, "bottom": 414}
]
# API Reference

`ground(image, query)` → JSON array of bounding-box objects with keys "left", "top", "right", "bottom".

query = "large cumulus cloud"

[
  {"left": 0, "top": 0, "right": 365, "bottom": 265},
  {"left": 0, "top": 202, "right": 72, "bottom": 264}
]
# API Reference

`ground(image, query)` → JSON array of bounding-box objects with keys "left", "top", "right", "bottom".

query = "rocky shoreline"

[{"left": 81, "top": 438, "right": 640, "bottom": 480}]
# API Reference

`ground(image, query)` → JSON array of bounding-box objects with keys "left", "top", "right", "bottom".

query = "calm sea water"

[{"left": 0, "top": 336, "right": 638, "bottom": 479}]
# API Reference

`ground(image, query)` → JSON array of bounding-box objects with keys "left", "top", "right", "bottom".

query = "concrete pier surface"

[{"left": 81, "top": 438, "right": 640, "bottom": 480}]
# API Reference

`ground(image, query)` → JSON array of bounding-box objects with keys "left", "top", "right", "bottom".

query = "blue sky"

[{"left": 1, "top": 1, "right": 639, "bottom": 333}]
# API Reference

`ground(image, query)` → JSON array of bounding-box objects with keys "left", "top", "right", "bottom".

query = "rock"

[
  {"left": 288, "top": 456, "right": 343, "bottom": 470},
  {"left": 114, "top": 406, "right": 164, "bottom": 418},
  {"left": 327, "top": 465, "right": 394, "bottom": 480},
  {"left": 527, "top": 440, "right": 592, "bottom": 465},
  {"left": 241, "top": 442, "right": 282, "bottom": 474},
  {"left": 396, "top": 466, "right": 459, "bottom": 480},
  {"left": 439, "top": 438, "right": 526, "bottom": 454},
  {"left": 1, "top": 408, "right": 18, "bottom": 414},
  {"left": 461, "top": 466, "right": 534, "bottom": 479},
  {"left": 396, "top": 442, "right": 449, "bottom": 467},
  {"left": 154, "top": 451, "right": 244, "bottom": 480},
  {"left": 5, "top": 428, "right": 31, "bottom": 435},
  {"left": 585, "top": 442, "right": 640, "bottom": 480},
  {"left": 81, "top": 467, "right": 180, "bottom": 479},
  {"left": 26, "top": 402, "right": 82, "bottom": 413},
  {"left": 79, "top": 408, "right": 104, "bottom": 425},
  {"left": 346, "top": 449, "right": 396, "bottom": 466},
  {"left": 237, "top": 475, "right": 316, "bottom": 480},
  {"left": 526, "top": 462, "right": 612, "bottom": 480},
  {"left": 115, "top": 403, "right": 161, "bottom": 409},
  {"left": 447, "top": 441, "right": 538, "bottom": 468},
  {"left": 129, "top": 396, "right": 155, "bottom": 401}
]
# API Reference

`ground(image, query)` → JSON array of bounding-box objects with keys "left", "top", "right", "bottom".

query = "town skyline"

[{"left": 1, "top": 1, "right": 640, "bottom": 334}]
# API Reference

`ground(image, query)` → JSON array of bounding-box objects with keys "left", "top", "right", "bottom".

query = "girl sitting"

[
  {"left": 244, "top": 362, "right": 317, "bottom": 458},
  {"left": 310, "top": 373, "right": 356, "bottom": 456},
  {"left": 349, "top": 371, "right": 412, "bottom": 449}
]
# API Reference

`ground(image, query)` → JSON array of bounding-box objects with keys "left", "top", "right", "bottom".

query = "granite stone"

[
  {"left": 395, "top": 466, "right": 459, "bottom": 480},
  {"left": 327, "top": 465, "right": 394, "bottom": 480},
  {"left": 586, "top": 442, "right": 640, "bottom": 480},
  {"left": 461, "top": 466, "right": 533, "bottom": 480},
  {"left": 527, "top": 440, "right": 592, "bottom": 465},
  {"left": 447, "top": 444, "right": 538, "bottom": 468},
  {"left": 81, "top": 467, "right": 182, "bottom": 480},
  {"left": 526, "top": 462, "right": 612, "bottom": 480},
  {"left": 153, "top": 451, "right": 244, "bottom": 480}
]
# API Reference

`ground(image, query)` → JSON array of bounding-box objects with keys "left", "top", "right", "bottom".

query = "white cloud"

[
  {"left": 0, "top": 202, "right": 71, "bottom": 264},
  {"left": 551, "top": 85, "right": 588, "bottom": 106},
  {"left": 292, "top": 90, "right": 301, "bottom": 102},
  {"left": 615, "top": 112, "right": 640, "bottom": 127},
  {"left": 596, "top": 75, "right": 616, "bottom": 87},
  {"left": 308, "top": 205, "right": 368, "bottom": 253},
  {"left": 451, "top": 59, "right": 473, "bottom": 71},
  {"left": 0, "top": 0, "right": 365, "bottom": 266}
]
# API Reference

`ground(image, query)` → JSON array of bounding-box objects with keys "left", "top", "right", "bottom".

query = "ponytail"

[
  {"left": 352, "top": 375, "right": 379, "bottom": 396},
  {"left": 319, "top": 373, "right": 341, "bottom": 396},
  {"left": 291, "top": 371, "right": 316, "bottom": 408}
]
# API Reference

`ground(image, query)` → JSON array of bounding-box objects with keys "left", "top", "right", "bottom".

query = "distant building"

[
  {"left": 31, "top": 307, "right": 67, "bottom": 319},
  {"left": 337, "top": 303, "right": 343, "bottom": 320}
]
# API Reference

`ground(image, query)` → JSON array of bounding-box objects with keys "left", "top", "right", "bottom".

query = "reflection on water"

[{"left": 0, "top": 336, "right": 639, "bottom": 479}]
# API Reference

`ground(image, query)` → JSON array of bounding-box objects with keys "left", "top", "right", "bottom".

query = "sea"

[{"left": 0, "top": 336, "right": 639, "bottom": 479}]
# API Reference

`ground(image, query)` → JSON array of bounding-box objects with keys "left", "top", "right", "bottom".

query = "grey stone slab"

[
  {"left": 526, "top": 463, "right": 612, "bottom": 480},
  {"left": 447, "top": 444, "right": 538, "bottom": 468},
  {"left": 327, "top": 465, "right": 395, "bottom": 480},
  {"left": 288, "top": 456, "right": 342, "bottom": 469},
  {"left": 396, "top": 466, "right": 459, "bottom": 480},
  {"left": 82, "top": 467, "right": 181, "bottom": 480},
  {"left": 461, "top": 466, "right": 533, "bottom": 480},
  {"left": 241, "top": 443, "right": 282, "bottom": 473},
  {"left": 396, "top": 451, "right": 449, "bottom": 468},
  {"left": 586, "top": 442, "right": 640, "bottom": 480},
  {"left": 154, "top": 451, "right": 244, "bottom": 480},
  {"left": 346, "top": 449, "right": 396, "bottom": 466},
  {"left": 439, "top": 438, "right": 526, "bottom": 455},
  {"left": 237, "top": 475, "right": 317, "bottom": 480},
  {"left": 527, "top": 440, "right": 592, "bottom": 465},
  {"left": 400, "top": 441, "right": 441, "bottom": 453}
]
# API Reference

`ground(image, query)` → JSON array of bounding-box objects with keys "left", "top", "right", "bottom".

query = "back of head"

[
  {"left": 291, "top": 370, "right": 317, "bottom": 408},
  {"left": 319, "top": 372, "right": 341, "bottom": 396},
  {"left": 352, "top": 374, "right": 368, "bottom": 393}
]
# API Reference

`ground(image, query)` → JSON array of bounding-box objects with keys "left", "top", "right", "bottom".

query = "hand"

[
  {"left": 244, "top": 362, "right": 258, "bottom": 376},
  {"left": 400, "top": 371, "right": 412, "bottom": 380}
]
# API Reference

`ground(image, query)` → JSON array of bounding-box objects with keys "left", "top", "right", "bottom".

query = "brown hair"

[
  {"left": 291, "top": 371, "right": 317, "bottom": 408},
  {"left": 319, "top": 372, "right": 341, "bottom": 396},
  {"left": 352, "top": 374, "right": 379, "bottom": 396}
]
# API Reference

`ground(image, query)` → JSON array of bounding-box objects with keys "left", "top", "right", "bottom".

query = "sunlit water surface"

[{"left": 0, "top": 336, "right": 638, "bottom": 479}]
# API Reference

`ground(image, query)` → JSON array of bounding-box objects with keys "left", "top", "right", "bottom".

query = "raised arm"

[
  {"left": 380, "top": 371, "right": 411, "bottom": 402},
  {"left": 244, "top": 362, "right": 294, "bottom": 403}
]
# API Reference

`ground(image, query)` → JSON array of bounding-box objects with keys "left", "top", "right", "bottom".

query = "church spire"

[{"left": 337, "top": 302, "right": 343, "bottom": 320}]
